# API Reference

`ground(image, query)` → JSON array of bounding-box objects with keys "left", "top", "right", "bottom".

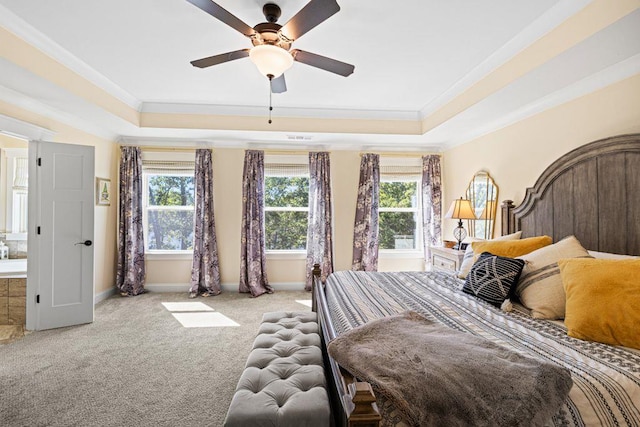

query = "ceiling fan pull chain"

[{"left": 268, "top": 74, "right": 274, "bottom": 124}]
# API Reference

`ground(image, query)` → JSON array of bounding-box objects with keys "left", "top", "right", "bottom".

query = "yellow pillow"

[
  {"left": 472, "top": 235, "right": 552, "bottom": 259},
  {"left": 558, "top": 258, "right": 640, "bottom": 350}
]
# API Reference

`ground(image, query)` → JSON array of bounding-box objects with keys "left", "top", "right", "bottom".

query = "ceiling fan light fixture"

[{"left": 249, "top": 44, "right": 293, "bottom": 78}]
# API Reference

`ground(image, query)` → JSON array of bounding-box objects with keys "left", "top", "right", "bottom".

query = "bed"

[{"left": 312, "top": 133, "right": 640, "bottom": 427}]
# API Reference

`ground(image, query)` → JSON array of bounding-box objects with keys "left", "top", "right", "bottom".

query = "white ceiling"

[{"left": 0, "top": 0, "right": 639, "bottom": 150}]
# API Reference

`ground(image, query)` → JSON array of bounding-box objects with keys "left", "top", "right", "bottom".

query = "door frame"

[
  {"left": 0, "top": 114, "right": 55, "bottom": 331},
  {"left": 26, "top": 140, "right": 38, "bottom": 330}
]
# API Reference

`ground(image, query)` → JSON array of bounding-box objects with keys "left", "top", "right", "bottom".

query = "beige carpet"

[{"left": 0, "top": 290, "right": 312, "bottom": 426}]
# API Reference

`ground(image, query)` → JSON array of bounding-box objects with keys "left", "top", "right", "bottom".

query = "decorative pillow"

[
  {"left": 558, "top": 258, "right": 640, "bottom": 350},
  {"left": 515, "top": 236, "right": 591, "bottom": 319},
  {"left": 471, "top": 235, "right": 552, "bottom": 259},
  {"left": 462, "top": 252, "right": 525, "bottom": 307},
  {"left": 587, "top": 250, "right": 639, "bottom": 260},
  {"left": 457, "top": 231, "right": 522, "bottom": 279}
]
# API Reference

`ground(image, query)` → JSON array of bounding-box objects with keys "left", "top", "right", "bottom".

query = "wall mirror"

[{"left": 465, "top": 170, "right": 498, "bottom": 239}]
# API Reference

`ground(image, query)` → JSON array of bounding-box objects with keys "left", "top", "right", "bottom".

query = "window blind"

[
  {"left": 380, "top": 156, "right": 422, "bottom": 180},
  {"left": 264, "top": 154, "right": 309, "bottom": 177},
  {"left": 142, "top": 160, "right": 195, "bottom": 174}
]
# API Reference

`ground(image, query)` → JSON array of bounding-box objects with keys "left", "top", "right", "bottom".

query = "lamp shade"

[
  {"left": 249, "top": 45, "right": 294, "bottom": 78},
  {"left": 445, "top": 198, "right": 476, "bottom": 220},
  {"left": 478, "top": 200, "right": 497, "bottom": 219}
]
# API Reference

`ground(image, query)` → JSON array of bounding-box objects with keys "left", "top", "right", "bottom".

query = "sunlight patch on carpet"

[
  {"left": 171, "top": 312, "right": 240, "bottom": 328},
  {"left": 162, "top": 302, "right": 214, "bottom": 312},
  {"left": 296, "top": 299, "right": 312, "bottom": 308}
]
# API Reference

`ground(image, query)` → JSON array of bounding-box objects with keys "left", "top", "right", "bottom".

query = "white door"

[{"left": 27, "top": 141, "right": 95, "bottom": 330}]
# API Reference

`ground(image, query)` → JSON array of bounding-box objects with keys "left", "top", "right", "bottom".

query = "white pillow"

[
  {"left": 457, "top": 231, "right": 522, "bottom": 279},
  {"left": 516, "top": 235, "right": 590, "bottom": 320},
  {"left": 588, "top": 250, "right": 638, "bottom": 260}
]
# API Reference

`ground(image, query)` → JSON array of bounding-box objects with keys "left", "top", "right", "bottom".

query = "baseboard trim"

[
  {"left": 95, "top": 287, "right": 116, "bottom": 304},
  {"left": 144, "top": 282, "right": 305, "bottom": 293}
]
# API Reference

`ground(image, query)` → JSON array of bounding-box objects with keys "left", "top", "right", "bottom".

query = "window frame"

[
  {"left": 4, "top": 148, "right": 29, "bottom": 241},
  {"left": 264, "top": 155, "right": 310, "bottom": 255},
  {"left": 141, "top": 155, "right": 196, "bottom": 255},
  {"left": 378, "top": 172, "right": 423, "bottom": 255}
]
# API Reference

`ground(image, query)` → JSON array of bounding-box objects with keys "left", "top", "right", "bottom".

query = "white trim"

[
  {"left": 0, "top": 114, "right": 54, "bottom": 141},
  {"left": 25, "top": 142, "right": 39, "bottom": 330},
  {"left": 0, "top": 85, "right": 117, "bottom": 141},
  {"left": 0, "top": 4, "right": 141, "bottom": 111},
  {"left": 444, "top": 53, "right": 640, "bottom": 149},
  {"left": 95, "top": 287, "right": 116, "bottom": 304},
  {"left": 378, "top": 176, "right": 423, "bottom": 251},
  {"left": 118, "top": 136, "right": 444, "bottom": 154},
  {"left": 419, "top": 0, "right": 594, "bottom": 118},
  {"left": 266, "top": 250, "right": 307, "bottom": 260},
  {"left": 142, "top": 171, "right": 195, "bottom": 253},
  {"left": 145, "top": 251, "right": 194, "bottom": 261},
  {"left": 141, "top": 102, "right": 420, "bottom": 121}
]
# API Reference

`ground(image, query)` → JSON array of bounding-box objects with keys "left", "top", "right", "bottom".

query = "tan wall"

[
  {"left": 152, "top": 68, "right": 640, "bottom": 286},
  {"left": 7, "top": 73, "right": 637, "bottom": 290},
  {"left": 442, "top": 73, "right": 640, "bottom": 241},
  {"left": 0, "top": 102, "right": 119, "bottom": 295},
  {"left": 144, "top": 148, "right": 428, "bottom": 287}
]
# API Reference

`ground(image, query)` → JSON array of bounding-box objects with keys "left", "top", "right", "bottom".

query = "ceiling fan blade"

[
  {"left": 271, "top": 74, "right": 287, "bottom": 93},
  {"left": 185, "top": 0, "right": 255, "bottom": 37},
  {"left": 190, "top": 49, "right": 250, "bottom": 68},
  {"left": 291, "top": 49, "right": 354, "bottom": 77},
  {"left": 280, "top": 0, "right": 340, "bottom": 41}
]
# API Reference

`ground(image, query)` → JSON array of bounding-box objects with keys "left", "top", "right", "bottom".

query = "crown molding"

[
  {"left": 118, "top": 133, "right": 442, "bottom": 153},
  {"left": 0, "top": 113, "right": 54, "bottom": 141},
  {"left": 0, "top": 84, "right": 118, "bottom": 142},
  {"left": 141, "top": 102, "right": 421, "bottom": 121},
  {"left": 0, "top": 4, "right": 141, "bottom": 111}
]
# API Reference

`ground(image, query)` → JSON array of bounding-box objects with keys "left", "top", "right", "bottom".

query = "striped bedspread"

[{"left": 325, "top": 270, "right": 640, "bottom": 427}]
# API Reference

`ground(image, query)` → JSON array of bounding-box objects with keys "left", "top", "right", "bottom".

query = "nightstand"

[{"left": 430, "top": 246, "right": 465, "bottom": 273}]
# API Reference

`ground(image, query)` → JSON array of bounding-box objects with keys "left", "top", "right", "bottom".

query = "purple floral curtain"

[
  {"left": 239, "top": 150, "right": 273, "bottom": 297},
  {"left": 189, "top": 149, "right": 221, "bottom": 297},
  {"left": 305, "top": 152, "right": 334, "bottom": 290},
  {"left": 116, "top": 146, "right": 146, "bottom": 296},
  {"left": 352, "top": 153, "right": 380, "bottom": 271},
  {"left": 422, "top": 155, "right": 442, "bottom": 259}
]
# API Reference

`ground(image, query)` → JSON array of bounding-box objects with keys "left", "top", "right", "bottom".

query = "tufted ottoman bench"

[{"left": 223, "top": 312, "right": 330, "bottom": 427}]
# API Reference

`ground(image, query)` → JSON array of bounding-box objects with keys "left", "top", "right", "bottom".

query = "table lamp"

[{"left": 445, "top": 198, "right": 476, "bottom": 250}]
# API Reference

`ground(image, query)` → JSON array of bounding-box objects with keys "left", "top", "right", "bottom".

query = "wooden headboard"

[{"left": 502, "top": 134, "right": 640, "bottom": 256}]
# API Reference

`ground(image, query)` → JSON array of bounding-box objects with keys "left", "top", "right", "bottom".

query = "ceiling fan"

[{"left": 185, "top": 0, "right": 355, "bottom": 93}]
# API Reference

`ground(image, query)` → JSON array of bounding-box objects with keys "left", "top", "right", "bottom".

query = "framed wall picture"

[{"left": 96, "top": 178, "right": 111, "bottom": 206}]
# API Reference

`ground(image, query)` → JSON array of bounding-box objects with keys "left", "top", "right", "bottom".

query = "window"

[
  {"left": 264, "top": 156, "right": 309, "bottom": 251},
  {"left": 379, "top": 158, "right": 422, "bottom": 251},
  {"left": 3, "top": 148, "right": 28, "bottom": 240},
  {"left": 142, "top": 153, "right": 195, "bottom": 252}
]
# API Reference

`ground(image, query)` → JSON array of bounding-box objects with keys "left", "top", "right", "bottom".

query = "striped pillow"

[
  {"left": 516, "top": 235, "right": 591, "bottom": 319},
  {"left": 462, "top": 252, "right": 525, "bottom": 307}
]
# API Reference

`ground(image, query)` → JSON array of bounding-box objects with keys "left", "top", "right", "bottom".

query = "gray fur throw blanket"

[{"left": 327, "top": 311, "right": 572, "bottom": 427}]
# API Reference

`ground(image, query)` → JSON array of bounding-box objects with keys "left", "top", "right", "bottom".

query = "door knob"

[{"left": 75, "top": 240, "right": 93, "bottom": 246}]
